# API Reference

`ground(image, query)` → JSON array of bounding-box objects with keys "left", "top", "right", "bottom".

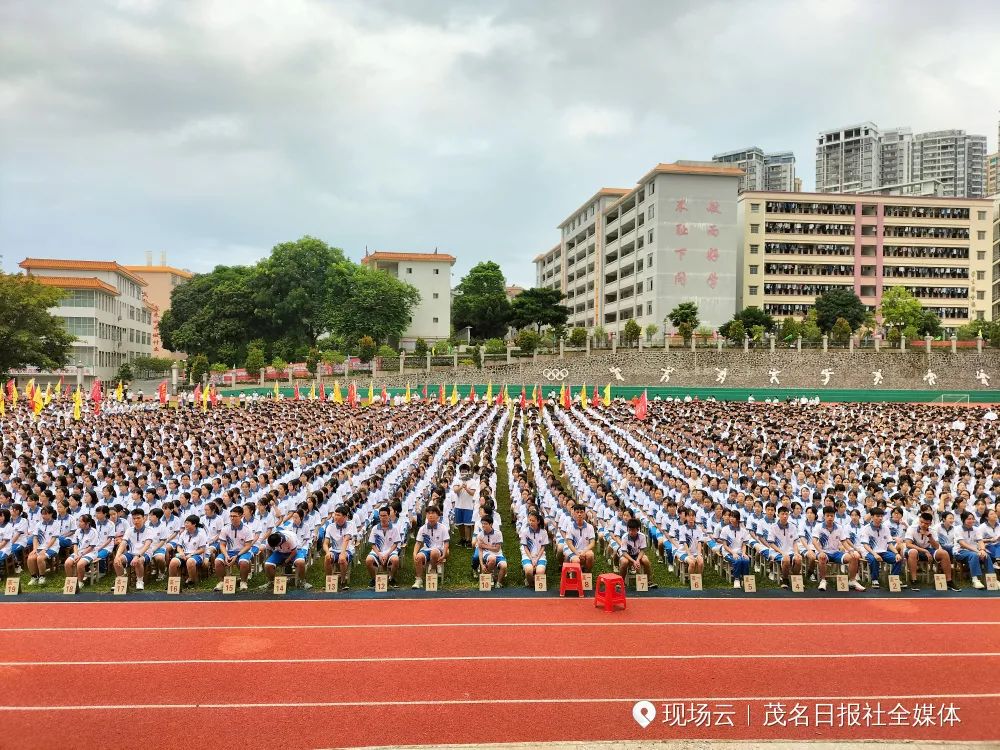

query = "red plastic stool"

[
  {"left": 594, "top": 573, "right": 626, "bottom": 612},
  {"left": 559, "top": 561, "right": 584, "bottom": 597}
]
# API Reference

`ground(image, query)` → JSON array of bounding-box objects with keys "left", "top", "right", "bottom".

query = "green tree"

[
  {"left": 245, "top": 346, "right": 266, "bottom": 377},
  {"left": 677, "top": 322, "right": 694, "bottom": 344},
  {"left": 432, "top": 340, "right": 450, "bottom": 356},
  {"left": 305, "top": 347, "right": 320, "bottom": 376},
  {"left": 0, "top": 273, "right": 74, "bottom": 377},
  {"left": 189, "top": 354, "right": 209, "bottom": 385},
  {"left": 270, "top": 356, "right": 287, "bottom": 373},
  {"left": 831, "top": 317, "right": 853, "bottom": 345},
  {"left": 331, "top": 265, "right": 421, "bottom": 345},
  {"left": 320, "top": 350, "right": 345, "bottom": 365},
  {"left": 917, "top": 310, "right": 942, "bottom": 338},
  {"left": 750, "top": 324, "right": 766, "bottom": 344},
  {"left": 644, "top": 324, "right": 659, "bottom": 343},
  {"left": 452, "top": 262, "right": 512, "bottom": 339},
  {"left": 593, "top": 325, "right": 606, "bottom": 348},
  {"left": 377, "top": 344, "right": 397, "bottom": 358},
  {"left": 115, "top": 362, "right": 134, "bottom": 383},
  {"left": 622, "top": 319, "right": 642, "bottom": 347},
  {"left": 879, "top": 286, "right": 924, "bottom": 335},
  {"left": 779, "top": 317, "right": 801, "bottom": 342},
  {"left": 484, "top": 338, "right": 506, "bottom": 354},
  {"left": 719, "top": 307, "right": 776, "bottom": 340},
  {"left": 209, "top": 362, "right": 227, "bottom": 374},
  {"left": 726, "top": 320, "right": 746, "bottom": 345},
  {"left": 514, "top": 329, "right": 540, "bottom": 354},
  {"left": 569, "top": 327, "right": 588, "bottom": 347},
  {"left": 413, "top": 338, "right": 429, "bottom": 358},
  {"left": 815, "top": 289, "right": 867, "bottom": 333},
  {"left": 696, "top": 326, "right": 713, "bottom": 344},
  {"left": 131, "top": 356, "right": 174, "bottom": 378},
  {"left": 357, "top": 336, "right": 377, "bottom": 363},
  {"left": 668, "top": 302, "right": 700, "bottom": 332},
  {"left": 510, "top": 287, "right": 571, "bottom": 333},
  {"left": 956, "top": 320, "right": 991, "bottom": 340},
  {"left": 800, "top": 310, "right": 822, "bottom": 342}
]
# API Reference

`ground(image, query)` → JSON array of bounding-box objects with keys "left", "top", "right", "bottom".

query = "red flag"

[
  {"left": 64, "top": 384, "right": 71, "bottom": 399},
  {"left": 495, "top": 387, "right": 503, "bottom": 406},
  {"left": 4, "top": 380, "right": 13, "bottom": 400},
  {"left": 381, "top": 385, "right": 388, "bottom": 404},
  {"left": 422, "top": 384, "right": 428, "bottom": 400},
  {"left": 158, "top": 380, "right": 168, "bottom": 404},
  {"left": 293, "top": 383, "right": 300, "bottom": 401},
  {"left": 561, "top": 385, "right": 571, "bottom": 410},
  {"left": 193, "top": 384, "right": 202, "bottom": 403},
  {"left": 90, "top": 379, "right": 103, "bottom": 404},
  {"left": 209, "top": 386, "right": 218, "bottom": 407},
  {"left": 535, "top": 385, "right": 543, "bottom": 409},
  {"left": 591, "top": 386, "right": 601, "bottom": 408},
  {"left": 438, "top": 384, "right": 445, "bottom": 405},
  {"left": 467, "top": 387, "right": 475, "bottom": 403},
  {"left": 519, "top": 386, "right": 526, "bottom": 410},
  {"left": 318, "top": 383, "right": 326, "bottom": 402},
  {"left": 635, "top": 389, "right": 648, "bottom": 421},
  {"left": 348, "top": 382, "right": 357, "bottom": 408}
]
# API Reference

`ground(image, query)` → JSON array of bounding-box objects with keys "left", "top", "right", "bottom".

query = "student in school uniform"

[
  {"left": 904, "top": 511, "right": 960, "bottom": 592},
  {"left": 562, "top": 503, "right": 596, "bottom": 573},
  {"left": 859, "top": 507, "right": 902, "bottom": 588},
  {"left": 412, "top": 504, "right": 449, "bottom": 589},
  {"left": 113, "top": 509, "right": 157, "bottom": 591},
  {"left": 619, "top": 517, "right": 656, "bottom": 586},
  {"left": 520, "top": 510, "right": 549, "bottom": 589},
  {"left": 719, "top": 510, "right": 751, "bottom": 589},
  {"left": 768, "top": 505, "right": 804, "bottom": 589},
  {"left": 813, "top": 505, "right": 864, "bottom": 591},
  {"left": 366, "top": 506, "right": 401, "bottom": 588},
  {"left": 26, "top": 505, "right": 59, "bottom": 585},
  {"left": 64, "top": 513, "right": 100, "bottom": 586},
  {"left": 2, "top": 504, "right": 29, "bottom": 574},
  {"left": 475, "top": 514, "right": 506, "bottom": 588},
  {"left": 263, "top": 526, "right": 304, "bottom": 587},
  {"left": 676, "top": 509, "right": 705, "bottom": 579},
  {"left": 978, "top": 509, "right": 1000, "bottom": 568},
  {"left": 955, "top": 511, "right": 989, "bottom": 590},
  {"left": 213, "top": 506, "right": 254, "bottom": 592},
  {"left": 170, "top": 515, "right": 208, "bottom": 585},
  {"left": 451, "top": 463, "right": 480, "bottom": 548},
  {"left": 323, "top": 505, "right": 355, "bottom": 590}
]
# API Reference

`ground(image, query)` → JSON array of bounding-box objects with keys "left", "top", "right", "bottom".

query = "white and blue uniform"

[
  {"left": 520, "top": 527, "right": 549, "bottom": 569},
  {"left": 367, "top": 522, "right": 401, "bottom": 567}
]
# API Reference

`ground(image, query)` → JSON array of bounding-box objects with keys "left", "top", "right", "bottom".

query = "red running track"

[{"left": 1, "top": 597, "right": 998, "bottom": 749}]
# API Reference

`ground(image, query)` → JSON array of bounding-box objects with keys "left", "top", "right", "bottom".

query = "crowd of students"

[{"left": 1, "top": 393, "right": 999, "bottom": 594}]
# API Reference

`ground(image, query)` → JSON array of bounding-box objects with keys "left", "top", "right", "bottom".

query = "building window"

[
  {"left": 977, "top": 270, "right": 986, "bottom": 280},
  {"left": 750, "top": 244, "right": 759, "bottom": 254},
  {"left": 978, "top": 211, "right": 987, "bottom": 220},
  {"left": 646, "top": 302, "right": 652, "bottom": 315},
  {"left": 433, "top": 317, "right": 439, "bottom": 323},
  {"left": 978, "top": 311, "right": 985, "bottom": 320},
  {"left": 432, "top": 293, "right": 439, "bottom": 299},
  {"left": 750, "top": 203, "right": 760, "bottom": 213},
  {"left": 648, "top": 181, "right": 654, "bottom": 194},
  {"left": 647, "top": 253, "right": 652, "bottom": 266},
  {"left": 646, "top": 278, "right": 653, "bottom": 291},
  {"left": 977, "top": 291, "right": 985, "bottom": 300},
  {"left": 749, "top": 285, "right": 759, "bottom": 295},
  {"left": 749, "top": 265, "right": 759, "bottom": 274},
  {"left": 407, "top": 267, "right": 413, "bottom": 274},
  {"left": 434, "top": 269, "right": 440, "bottom": 275},
  {"left": 978, "top": 251, "right": 986, "bottom": 261},
  {"left": 978, "top": 231, "right": 987, "bottom": 240},
  {"left": 750, "top": 223, "right": 760, "bottom": 233},
  {"left": 647, "top": 230, "right": 654, "bottom": 243},
  {"left": 648, "top": 205, "right": 655, "bottom": 219}
]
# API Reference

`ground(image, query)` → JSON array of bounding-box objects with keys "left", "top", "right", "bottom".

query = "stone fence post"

[
  {"left": 924, "top": 334, "right": 932, "bottom": 354},
  {"left": 821, "top": 334, "right": 828, "bottom": 352},
  {"left": 950, "top": 334, "right": 957, "bottom": 354}
]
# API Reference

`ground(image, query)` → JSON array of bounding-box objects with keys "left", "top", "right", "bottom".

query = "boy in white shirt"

[
  {"left": 412, "top": 504, "right": 449, "bottom": 589},
  {"left": 366, "top": 506, "right": 402, "bottom": 588},
  {"left": 475, "top": 514, "right": 506, "bottom": 588},
  {"left": 618, "top": 518, "right": 656, "bottom": 586},
  {"left": 324, "top": 505, "right": 355, "bottom": 590},
  {"left": 562, "top": 503, "right": 595, "bottom": 572},
  {"left": 113, "top": 509, "right": 157, "bottom": 591}
]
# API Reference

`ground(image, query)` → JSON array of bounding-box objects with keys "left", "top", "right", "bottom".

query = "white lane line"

[
  {"left": 1, "top": 620, "right": 996, "bottom": 632},
  {"left": 3, "top": 652, "right": 998, "bottom": 667},
  {"left": 2, "top": 693, "right": 999, "bottom": 712}
]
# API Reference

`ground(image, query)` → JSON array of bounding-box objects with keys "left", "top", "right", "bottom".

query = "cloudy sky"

[{"left": 2, "top": 0, "right": 998, "bottom": 287}]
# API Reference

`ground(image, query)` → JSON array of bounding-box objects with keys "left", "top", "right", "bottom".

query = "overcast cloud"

[{"left": 1, "top": 0, "right": 998, "bottom": 286}]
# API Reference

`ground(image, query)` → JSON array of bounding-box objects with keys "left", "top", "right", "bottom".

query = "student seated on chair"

[
  {"left": 264, "top": 526, "right": 305, "bottom": 588},
  {"left": 520, "top": 510, "right": 549, "bottom": 589},
  {"left": 170, "top": 515, "right": 208, "bottom": 586},
  {"left": 619, "top": 517, "right": 657, "bottom": 587},
  {"left": 366, "top": 506, "right": 401, "bottom": 589},
  {"left": 719, "top": 509, "right": 751, "bottom": 589},
  {"left": 562, "top": 503, "right": 595, "bottom": 573},
  {"left": 213, "top": 506, "right": 254, "bottom": 592},
  {"left": 323, "top": 505, "right": 354, "bottom": 590},
  {"left": 813, "top": 505, "right": 864, "bottom": 592},
  {"left": 412, "top": 504, "right": 449, "bottom": 590},
  {"left": 475, "top": 514, "right": 506, "bottom": 589},
  {"left": 860, "top": 507, "right": 902, "bottom": 589},
  {"left": 768, "top": 505, "right": 803, "bottom": 589},
  {"left": 955, "top": 511, "right": 990, "bottom": 590},
  {"left": 113, "top": 509, "right": 156, "bottom": 591},
  {"left": 64, "top": 514, "right": 100, "bottom": 586},
  {"left": 904, "top": 511, "right": 960, "bottom": 592}
]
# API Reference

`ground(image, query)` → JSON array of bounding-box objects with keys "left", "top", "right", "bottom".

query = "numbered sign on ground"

[
  {"left": 742, "top": 575, "right": 756, "bottom": 593},
  {"left": 222, "top": 575, "right": 237, "bottom": 595},
  {"left": 113, "top": 576, "right": 128, "bottom": 595},
  {"left": 375, "top": 575, "right": 388, "bottom": 593},
  {"left": 790, "top": 575, "right": 804, "bottom": 593},
  {"left": 985, "top": 574, "right": 999, "bottom": 591},
  {"left": 835, "top": 575, "right": 849, "bottom": 592},
  {"left": 325, "top": 575, "right": 339, "bottom": 593},
  {"left": 425, "top": 572, "right": 439, "bottom": 592},
  {"left": 479, "top": 574, "right": 492, "bottom": 592},
  {"left": 273, "top": 576, "right": 287, "bottom": 595},
  {"left": 888, "top": 575, "right": 902, "bottom": 593},
  {"left": 5, "top": 577, "right": 20, "bottom": 596},
  {"left": 167, "top": 576, "right": 182, "bottom": 595},
  {"left": 63, "top": 576, "right": 78, "bottom": 595},
  {"left": 689, "top": 573, "right": 703, "bottom": 591},
  {"left": 934, "top": 574, "right": 947, "bottom": 591},
  {"left": 582, "top": 573, "right": 593, "bottom": 591},
  {"left": 534, "top": 576, "right": 547, "bottom": 592},
  {"left": 635, "top": 574, "right": 648, "bottom": 592}
]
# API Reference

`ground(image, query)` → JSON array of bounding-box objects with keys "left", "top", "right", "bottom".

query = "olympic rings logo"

[{"left": 543, "top": 368, "right": 569, "bottom": 381}]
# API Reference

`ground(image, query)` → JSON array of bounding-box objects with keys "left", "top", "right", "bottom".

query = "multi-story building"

[
  {"left": 123, "top": 252, "right": 193, "bottom": 358},
  {"left": 537, "top": 162, "right": 743, "bottom": 335},
  {"left": 858, "top": 179, "right": 944, "bottom": 197},
  {"left": 737, "top": 192, "right": 995, "bottom": 333},
  {"left": 911, "top": 130, "right": 987, "bottom": 198},
  {"left": 986, "top": 151, "right": 1000, "bottom": 197},
  {"left": 712, "top": 148, "right": 796, "bottom": 192},
  {"left": 992, "top": 196, "right": 1000, "bottom": 320},
  {"left": 360, "top": 251, "right": 455, "bottom": 349},
  {"left": 879, "top": 127, "right": 913, "bottom": 186},
  {"left": 816, "top": 123, "right": 882, "bottom": 193},
  {"left": 18, "top": 258, "right": 154, "bottom": 384}
]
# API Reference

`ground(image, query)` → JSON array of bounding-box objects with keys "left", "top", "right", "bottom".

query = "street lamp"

[{"left": 663, "top": 316, "right": 669, "bottom": 347}]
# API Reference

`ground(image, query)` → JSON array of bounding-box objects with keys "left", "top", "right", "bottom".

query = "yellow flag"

[
  {"left": 332, "top": 380, "right": 343, "bottom": 404},
  {"left": 273, "top": 380, "right": 280, "bottom": 399},
  {"left": 73, "top": 387, "right": 82, "bottom": 421},
  {"left": 9, "top": 383, "right": 17, "bottom": 407},
  {"left": 0, "top": 389, "right": 5, "bottom": 417},
  {"left": 503, "top": 384, "right": 511, "bottom": 408},
  {"left": 449, "top": 382, "right": 458, "bottom": 406},
  {"left": 32, "top": 387, "right": 44, "bottom": 418},
  {"left": 531, "top": 384, "right": 538, "bottom": 404},
  {"left": 43, "top": 383, "right": 52, "bottom": 406},
  {"left": 25, "top": 378, "right": 35, "bottom": 400},
  {"left": 367, "top": 380, "right": 374, "bottom": 406},
  {"left": 405, "top": 383, "right": 411, "bottom": 404},
  {"left": 485, "top": 381, "right": 493, "bottom": 403},
  {"left": 201, "top": 384, "right": 209, "bottom": 412},
  {"left": 602, "top": 383, "right": 611, "bottom": 407},
  {"left": 309, "top": 382, "right": 316, "bottom": 401},
  {"left": 580, "top": 382, "right": 587, "bottom": 409},
  {"left": 115, "top": 381, "right": 123, "bottom": 402}
]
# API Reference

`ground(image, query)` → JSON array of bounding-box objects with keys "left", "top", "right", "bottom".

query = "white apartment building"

[
  {"left": 536, "top": 162, "right": 743, "bottom": 335},
  {"left": 712, "top": 147, "right": 796, "bottom": 192},
  {"left": 360, "top": 251, "right": 454, "bottom": 349},
  {"left": 17, "top": 258, "right": 154, "bottom": 385},
  {"left": 912, "top": 130, "right": 987, "bottom": 198},
  {"left": 879, "top": 127, "right": 913, "bottom": 186},
  {"left": 816, "top": 122, "right": 882, "bottom": 193}
]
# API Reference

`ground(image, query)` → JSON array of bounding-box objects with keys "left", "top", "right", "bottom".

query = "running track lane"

[{"left": 1, "top": 598, "right": 998, "bottom": 748}]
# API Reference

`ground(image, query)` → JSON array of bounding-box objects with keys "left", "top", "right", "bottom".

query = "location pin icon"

[{"left": 632, "top": 700, "right": 656, "bottom": 728}]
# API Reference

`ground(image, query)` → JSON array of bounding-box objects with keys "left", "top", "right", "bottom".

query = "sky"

[{"left": 1, "top": 0, "right": 998, "bottom": 288}]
